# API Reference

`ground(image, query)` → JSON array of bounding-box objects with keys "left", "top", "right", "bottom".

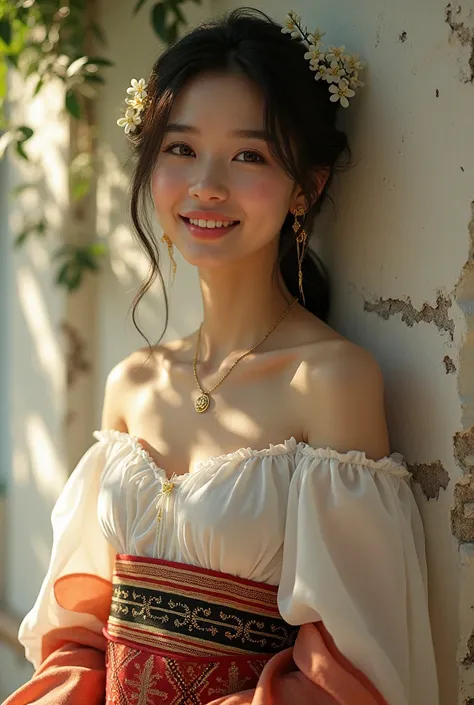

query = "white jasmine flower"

[
  {"left": 117, "top": 108, "right": 142, "bottom": 134},
  {"left": 344, "top": 53, "right": 365, "bottom": 72},
  {"left": 126, "top": 93, "right": 148, "bottom": 112},
  {"left": 126, "top": 78, "right": 147, "bottom": 99},
  {"left": 304, "top": 44, "right": 324, "bottom": 63},
  {"left": 325, "top": 45, "right": 346, "bottom": 62},
  {"left": 328, "top": 78, "right": 355, "bottom": 108},
  {"left": 308, "top": 28, "right": 326, "bottom": 44},
  {"left": 281, "top": 12, "right": 302, "bottom": 39},
  {"left": 324, "top": 60, "right": 346, "bottom": 83},
  {"left": 348, "top": 73, "right": 365, "bottom": 89}
]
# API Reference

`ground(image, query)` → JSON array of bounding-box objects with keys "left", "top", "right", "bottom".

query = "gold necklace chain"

[{"left": 192, "top": 297, "right": 298, "bottom": 413}]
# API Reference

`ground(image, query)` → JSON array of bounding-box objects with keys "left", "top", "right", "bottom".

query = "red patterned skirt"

[{"left": 103, "top": 555, "right": 299, "bottom": 705}]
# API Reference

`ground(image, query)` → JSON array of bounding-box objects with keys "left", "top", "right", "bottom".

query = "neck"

[{"left": 196, "top": 242, "right": 295, "bottom": 367}]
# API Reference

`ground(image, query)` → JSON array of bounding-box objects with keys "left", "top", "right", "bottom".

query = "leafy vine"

[{"left": 0, "top": 0, "right": 200, "bottom": 290}]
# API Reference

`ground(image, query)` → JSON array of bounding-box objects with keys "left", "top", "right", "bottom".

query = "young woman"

[{"left": 6, "top": 8, "right": 438, "bottom": 705}]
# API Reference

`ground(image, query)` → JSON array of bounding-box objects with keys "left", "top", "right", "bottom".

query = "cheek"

[
  {"left": 151, "top": 164, "right": 185, "bottom": 209},
  {"left": 235, "top": 171, "right": 291, "bottom": 219}
]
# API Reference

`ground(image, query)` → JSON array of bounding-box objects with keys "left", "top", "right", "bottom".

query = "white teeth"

[{"left": 188, "top": 218, "right": 235, "bottom": 228}]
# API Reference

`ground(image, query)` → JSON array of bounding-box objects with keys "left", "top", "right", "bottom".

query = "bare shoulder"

[
  {"left": 296, "top": 333, "right": 390, "bottom": 460},
  {"left": 100, "top": 346, "right": 161, "bottom": 432}
]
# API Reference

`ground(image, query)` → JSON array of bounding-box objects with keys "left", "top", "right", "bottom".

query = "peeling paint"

[
  {"left": 409, "top": 460, "right": 450, "bottom": 500},
  {"left": 452, "top": 474, "right": 474, "bottom": 542},
  {"left": 60, "top": 321, "right": 91, "bottom": 388},
  {"left": 444, "top": 355, "right": 457, "bottom": 373},
  {"left": 445, "top": 3, "right": 474, "bottom": 83},
  {"left": 463, "top": 632, "right": 474, "bottom": 667},
  {"left": 363, "top": 293, "right": 455, "bottom": 339},
  {"left": 453, "top": 427, "right": 474, "bottom": 471}
]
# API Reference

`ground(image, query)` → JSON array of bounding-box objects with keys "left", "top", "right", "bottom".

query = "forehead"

[{"left": 167, "top": 71, "right": 265, "bottom": 131}]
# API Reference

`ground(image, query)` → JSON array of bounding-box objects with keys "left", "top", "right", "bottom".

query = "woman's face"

[{"left": 151, "top": 71, "right": 302, "bottom": 269}]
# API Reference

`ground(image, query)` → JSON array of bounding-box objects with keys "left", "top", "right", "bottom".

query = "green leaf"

[
  {"left": 15, "top": 140, "right": 28, "bottom": 160},
  {"left": 16, "top": 126, "right": 34, "bottom": 142},
  {"left": 14, "top": 228, "right": 30, "bottom": 247},
  {"left": 170, "top": 3, "right": 185, "bottom": 24},
  {"left": 85, "top": 56, "right": 114, "bottom": 68},
  {"left": 167, "top": 20, "right": 179, "bottom": 44},
  {"left": 0, "top": 59, "right": 7, "bottom": 100},
  {"left": 83, "top": 73, "right": 105, "bottom": 84},
  {"left": 151, "top": 2, "right": 168, "bottom": 41},
  {"left": 88, "top": 241, "right": 108, "bottom": 258},
  {"left": 6, "top": 54, "right": 17, "bottom": 69},
  {"left": 13, "top": 219, "right": 47, "bottom": 248},
  {"left": 15, "top": 126, "right": 34, "bottom": 158},
  {"left": 90, "top": 21, "right": 107, "bottom": 46},
  {"left": 133, "top": 0, "right": 149, "bottom": 15},
  {"left": 76, "top": 248, "right": 98, "bottom": 270},
  {"left": 65, "top": 89, "right": 81, "bottom": 118},
  {"left": 33, "top": 76, "right": 44, "bottom": 96},
  {"left": 0, "top": 19, "right": 12, "bottom": 46}
]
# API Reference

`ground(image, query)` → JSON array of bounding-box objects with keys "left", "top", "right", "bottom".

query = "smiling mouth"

[{"left": 181, "top": 216, "right": 240, "bottom": 229}]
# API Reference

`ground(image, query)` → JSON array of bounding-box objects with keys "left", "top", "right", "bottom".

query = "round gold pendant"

[{"left": 195, "top": 393, "right": 210, "bottom": 413}]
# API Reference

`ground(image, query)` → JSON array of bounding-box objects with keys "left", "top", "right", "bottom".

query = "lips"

[
  {"left": 186, "top": 217, "right": 237, "bottom": 229},
  {"left": 180, "top": 215, "right": 239, "bottom": 240}
]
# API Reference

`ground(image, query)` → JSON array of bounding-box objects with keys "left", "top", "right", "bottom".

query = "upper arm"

[{"left": 302, "top": 342, "right": 391, "bottom": 461}]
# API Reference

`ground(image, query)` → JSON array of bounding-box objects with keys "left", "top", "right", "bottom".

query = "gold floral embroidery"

[
  {"left": 208, "top": 661, "right": 252, "bottom": 696},
  {"left": 124, "top": 655, "right": 167, "bottom": 705}
]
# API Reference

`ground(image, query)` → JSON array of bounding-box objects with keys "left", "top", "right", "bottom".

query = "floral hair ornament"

[
  {"left": 282, "top": 10, "right": 366, "bottom": 108},
  {"left": 117, "top": 77, "right": 149, "bottom": 134}
]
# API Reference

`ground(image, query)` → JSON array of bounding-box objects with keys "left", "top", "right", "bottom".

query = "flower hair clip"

[
  {"left": 282, "top": 10, "right": 366, "bottom": 107},
  {"left": 117, "top": 77, "right": 149, "bottom": 135}
]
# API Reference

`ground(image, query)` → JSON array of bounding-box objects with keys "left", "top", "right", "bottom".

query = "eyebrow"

[{"left": 165, "top": 123, "right": 268, "bottom": 141}]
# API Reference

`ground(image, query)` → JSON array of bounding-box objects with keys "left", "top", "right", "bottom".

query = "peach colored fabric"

[
  {"left": 4, "top": 575, "right": 111, "bottom": 704},
  {"left": 208, "top": 623, "right": 390, "bottom": 705},
  {"left": 3, "top": 626, "right": 106, "bottom": 705},
  {"left": 53, "top": 573, "right": 113, "bottom": 624}
]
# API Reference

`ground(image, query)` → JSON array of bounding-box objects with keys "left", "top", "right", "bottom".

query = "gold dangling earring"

[
  {"left": 291, "top": 205, "right": 308, "bottom": 305},
  {"left": 161, "top": 233, "right": 177, "bottom": 283}
]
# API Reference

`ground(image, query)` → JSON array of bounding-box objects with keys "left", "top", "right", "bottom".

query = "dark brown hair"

[{"left": 127, "top": 7, "right": 351, "bottom": 346}]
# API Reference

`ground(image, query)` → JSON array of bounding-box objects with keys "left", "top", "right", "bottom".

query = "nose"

[{"left": 188, "top": 158, "right": 229, "bottom": 202}]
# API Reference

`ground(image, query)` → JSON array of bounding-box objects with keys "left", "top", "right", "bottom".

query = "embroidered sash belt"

[{"left": 104, "top": 554, "right": 298, "bottom": 705}]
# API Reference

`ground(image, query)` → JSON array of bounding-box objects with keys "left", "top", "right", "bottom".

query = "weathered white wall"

[
  {"left": 0, "top": 76, "right": 70, "bottom": 697},
  {"left": 2, "top": 0, "right": 474, "bottom": 703}
]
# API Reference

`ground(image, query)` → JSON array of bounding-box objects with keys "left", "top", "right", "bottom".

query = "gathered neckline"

[{"left": 92, "top": 429, "right": 410, "bottom": 483}]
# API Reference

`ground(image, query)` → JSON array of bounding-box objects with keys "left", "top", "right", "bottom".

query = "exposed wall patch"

[
  {"left": 445, "top": 3, "right": 474, "bottom": 83},
  {"left": 444, "top": 355, "right": 457, "bottom": 373},
  {"left": 409, "top": 460, "right": 450, "bottom": 500},
  {"left": 452, "top": 475, "right": 474, "bottom": 542},
  {"left": 364, "top": 293, "right": 454, "bottom": 339}
]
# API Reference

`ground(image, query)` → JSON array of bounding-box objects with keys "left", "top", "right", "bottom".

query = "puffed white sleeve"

[
  {"left": 277, "top": 446, "right": 439, "bottom": 705},
  {"left": 18, "top": 438, "right": 116, "bottom": 670}
]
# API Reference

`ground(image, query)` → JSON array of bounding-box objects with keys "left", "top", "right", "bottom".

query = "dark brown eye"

[
  {"left": 166, "top": 143, "right": 195, "bottom": 157},
  {"left": 235, "top": 150, "right": 265, "bottom": 163}
]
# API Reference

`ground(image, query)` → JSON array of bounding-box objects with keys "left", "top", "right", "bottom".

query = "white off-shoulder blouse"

[{"left": 18, "top": 430, "right": 439, "bottom": 705}]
